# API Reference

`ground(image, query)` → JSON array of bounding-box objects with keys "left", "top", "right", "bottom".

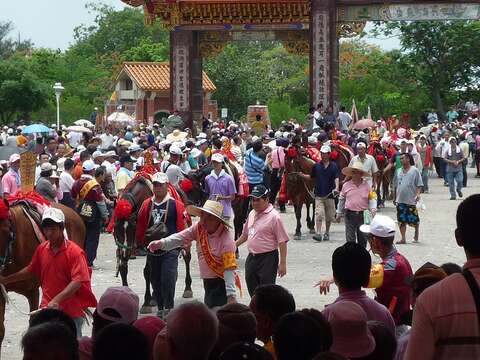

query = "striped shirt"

[
  {"left": 244, "top": 148, "right": 265, "bottom": 185},
  {"left": 406, "top": 258, "right": 480, "bottom": 360}
]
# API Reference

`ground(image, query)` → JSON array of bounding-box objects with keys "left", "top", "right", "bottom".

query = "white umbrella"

[
  {"left": 107, "top": 112, "right": 136, "bottom": 126},
  {"left": 74, "top": 119, "right": 94, "bottom": 127},
  {"left": 66, "top": 125, "right": 92, "bottom": 134}
]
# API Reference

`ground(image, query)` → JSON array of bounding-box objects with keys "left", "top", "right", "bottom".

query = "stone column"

[
  {"left": 310, "top": 0, "right": 339, "bottom": 110},
  {"left": 170, "top": 30, "right": 203, "bottom": 133}
]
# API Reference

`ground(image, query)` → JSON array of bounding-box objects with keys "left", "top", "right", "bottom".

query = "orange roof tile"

[{"left": 121, "top": 62, "right": 216, "bottom": 92}]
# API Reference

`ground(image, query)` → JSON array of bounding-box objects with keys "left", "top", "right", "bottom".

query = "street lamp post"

[{"left": 53, "top": 82, "right": 64, "bottom": 130}]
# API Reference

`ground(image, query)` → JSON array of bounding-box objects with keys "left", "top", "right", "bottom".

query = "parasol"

[
  {"left": 353, "top": 118, "right": 376, "bottom": 130},
  {"left": 74, "top": 119, "right": 94, "bottom": 127},
  {"left": 22, "top": 124, "right": 52, "bottom": 135},
  {"left": 66, "top": 125, "right": 92, "bottom": 134},
  {"left": 107, "top": 111, "right": 136, "bottom": 126}
]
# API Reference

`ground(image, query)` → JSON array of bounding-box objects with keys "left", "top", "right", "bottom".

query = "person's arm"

[
  {"left": 235, "top": 233, "right": 247, "bottom": 247},
  {"left": 48, "top": 281, "right": 82, "bottom": 309},
  {"left": 0, "top": 266, "right": 32, "bottom": 285},
  {"left": 278, "top": 242, "right": 287, "bottom": 277},
  {"left": 148, "top": 225, "right": 195, "bottom": 252},
  {"left": 223, "top": 269, "right": 237, "bottom": 303}
]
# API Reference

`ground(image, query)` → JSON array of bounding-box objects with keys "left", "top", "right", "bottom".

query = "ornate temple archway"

[{"left": 121, "top": 0, "right": 480, "bottom": 129}]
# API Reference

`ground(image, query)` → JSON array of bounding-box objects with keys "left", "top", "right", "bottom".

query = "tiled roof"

[{"left": 121, "top": 62, "right": 216, "bottom": 92}]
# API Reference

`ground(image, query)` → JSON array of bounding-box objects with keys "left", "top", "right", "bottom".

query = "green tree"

[
  {"left": 0, "top": 21, "right": 33, "bottom": 58},
  {"left": 0, "top": 57, "right": 48, "bottom": 123},
  {"left": 375, "top": 21, "right": 480, "bottom": 117},
  {"left": 122, "top": 38, "right": 169, "bottom": 62}
]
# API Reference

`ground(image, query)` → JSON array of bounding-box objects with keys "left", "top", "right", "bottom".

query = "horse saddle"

[{"left": 15, "top": 201, "right": 42, "bottom": 226}]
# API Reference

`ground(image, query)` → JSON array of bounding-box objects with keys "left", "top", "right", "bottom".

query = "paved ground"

[{"left": 1, "top": 167, "right": 479, "bottom": 358}]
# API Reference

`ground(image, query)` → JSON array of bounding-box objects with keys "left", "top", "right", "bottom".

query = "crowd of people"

[{"left": 0, "top": 105, "right": 479, "bottom": 359}]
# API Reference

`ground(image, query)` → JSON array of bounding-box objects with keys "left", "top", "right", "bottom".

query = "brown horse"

[
  {"left": 0, "top": 203, "right": 85, "bottom": 348},
  {"left": 284, "top": 147, "right": 316, "bottom": 239},
  {"left": 113, "top": 176, "right": 193, "bottom": 312},
  {"left": 367, "top": 142, "right": 392, "bottom": 207}
]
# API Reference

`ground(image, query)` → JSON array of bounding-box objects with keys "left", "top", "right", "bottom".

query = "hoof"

[
  {"left": 182, "top": 290, "right": 193, "bottom": 299},
  {"left": 140, "top": 305, "right": 154, "bottom": 314},
  {"left": 309, "top": 228, "right": 316, "bottom": 234},
  {"left": 148, "top": 298, "right": 157, "bottom": 307}
]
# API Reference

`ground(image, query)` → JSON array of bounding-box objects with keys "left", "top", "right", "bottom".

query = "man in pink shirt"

[
  {"left": 268, "top": 138, "right": 288, "bottom": 212},
  {"left": 148, "top": 200, "right": 237, "bottom": 308},
  {"left": 336, "top": 162, "right": 376, "bottom": 247},
  {"left": 2, "top": 153, "right": 21, "bottom": 197},
  {"left": 236, "top": 184, "right": 289, "bottom": 296},
  {"left": 406, "top": 194, "right": 480, "bottom": 359}
]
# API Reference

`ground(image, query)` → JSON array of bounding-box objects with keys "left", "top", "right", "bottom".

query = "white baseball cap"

[
  {"left": 82, "top": 160, "right": 98, "bottom": 172},
  {"left": 360, "top": 214, "right": 396, "bottom": 238},
  {"left": 9, "top": 153, "right": 20, "bottom": 163},
  {"left": 196, "top": 132, "right": 207, "bottom": 139},
  {"left": 40, "top": 162, "right": 53, "bottom": 172},
  {"left": 152, "top": 172, "right": 169, "bottom": 184},
  {"left": 169, "top": 145, "right": 182, "bottom": 155},
  {"left": 128, "top": 144, "right": 142, "bottom": 153},
  {"left": 211, "top": 153, "right": 224, "bottom": 163},
  {"left": 196, "top": 139, "right": 207, "bottom": 147},
  {"left": 92, "top": 150, "right": 105, "bottom": 159},
  {"left": 356, "top": 142, "right": 367, "bottom": 149},
  {"left": 42, "top": 207, "right": 65, "bottom": 224},
  {"left": 320, "top": 145, "right": 331, "bottom": 153}
]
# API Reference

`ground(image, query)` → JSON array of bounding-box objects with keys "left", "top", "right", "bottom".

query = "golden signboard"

[{"left": 20, "top": 151, "right": 37, "bottom": 192}]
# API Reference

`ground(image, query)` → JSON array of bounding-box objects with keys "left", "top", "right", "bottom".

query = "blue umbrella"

[{"left": 22, "top": 124, "right": 52, "bottom": 134}]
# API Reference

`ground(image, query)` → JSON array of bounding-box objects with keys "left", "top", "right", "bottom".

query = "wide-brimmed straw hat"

[
  {"left": 342, "top": 162, "right": 370, "bottom": 178},
  {"left": 187, "top": 200, "right": 231, "bottom": 228},
  {"left": 166, "top": 129, "right": 188, "bottom": 142}
]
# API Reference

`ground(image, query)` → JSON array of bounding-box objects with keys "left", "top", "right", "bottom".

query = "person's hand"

[
  {"left": 47, "top": 299, "right": 60, "bottom": 309},
  {"left": 148, "top": 239, "right": 164, "bottom": 252},
  {"left": 335, "top": 213, "right": 342, "bottom": 223},
  {"left": 278, "top": 262, "right": 287, "bottom": 277},
  {"left": 315, "top": 278, "right": 335, "bottom": 295},
  {"left": 103, "top": 217, "right": 109, "bottom": 225},
  {"left": 415, "top": 194, "right": 421, "bottom": 202},
  {"left": 227, "top": 295, "right": 237, "bottom": 304},
  {"left": 370, "top": 208, "right": 377, "bottom": 217}
]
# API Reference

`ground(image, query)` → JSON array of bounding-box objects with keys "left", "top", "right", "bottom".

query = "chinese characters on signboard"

[
  {"left": 312, "top": 11, "right": 329, "bottom": 106},
  {"left": 173, "top": 45, "right": 189, "bottom": 111}
]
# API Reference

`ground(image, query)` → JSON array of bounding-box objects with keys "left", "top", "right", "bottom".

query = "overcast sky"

[{"left": 1, "top": 1, "right": 400, "bottom": 51}]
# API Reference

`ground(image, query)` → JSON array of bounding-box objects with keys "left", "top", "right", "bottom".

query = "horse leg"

[
  {"left": 294, "top": 203, "right": 302, "bottom": 240},
  {"left": 182, "top": 249, "right": 193, "bottom": 299},
  {"left": 0, "top": 297, "right": 5, "bottom": 350},
  {"left": 140, "top": 256, "right": 155, "bottom": 313}
]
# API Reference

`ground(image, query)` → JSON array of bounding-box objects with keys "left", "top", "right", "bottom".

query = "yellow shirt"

[
  {"left": 115, "top": 169, "right": 132, "bottom": 193},
  {"left": 16, "top": 135, "right": 28, "bottom": 146}
]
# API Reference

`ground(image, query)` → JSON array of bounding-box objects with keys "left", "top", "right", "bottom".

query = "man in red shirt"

[{"left": 0, "top": 207, "right": 97, "bottom": 336}]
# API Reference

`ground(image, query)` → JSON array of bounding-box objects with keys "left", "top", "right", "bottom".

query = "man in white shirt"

[
  {"left": 338, "top": 106, "right": 353, "bottom": 133},
  {"left": 161, "top": 146, "right": 184, "bottom": 187},
  {"left": 59, "top": 158, "right": 75, "bottom": 208},
  {"left": 101, "top": 151, "right": 118, "bottom": 180},
  {"left": 348, "top": 142, "right": 379, "bottom": 188},
  {"left": 100, "top": 128, "right": 114, "bottom": 150},
  {"left": 66, "top": 131, "right": 83, "bottom": 148}
]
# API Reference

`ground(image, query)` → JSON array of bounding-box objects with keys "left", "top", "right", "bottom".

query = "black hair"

[
  {"left": 219, "top": 342, "right": 272, "bottom": 360},
  {"left": 46, "top": 136, "right": 56, "bottom": 144},
  {"left": 86, "top": 144, "right": 97, "bottom": 154},
  {"left": 212, "top": 138, "right": 223, "bottom": 150},
  {"left": 29, "top": 308, "right": 77, "bottom": 336},
  {"left": 22, "top": 322, "right": 79, "bottom": 360},
  {"left": 313, "top": 353, "right": 348, "bottom": 360},
  {"left": 357, "top": 321, "right": 397, "bottom": 360},
  {"left": 332, "top": 243, "right": 371, "bottom": 289},
  {"left": 92, "top": 323, "right": 149, "bottom": 360},
  {"left": 440, "top": 262, "right": 462, "bottom": 276},
  {"left": 95, "top": 166, "right": 106, "bottom": 178},
  {"left": 457, "top": 195, "right": 480, "bottom": 254},
  {"left": 92, "top": 308, "right": 122, "bottom": 339},
  {"left": 252, "top": 140, "right": 263, "bottom": 153},
  {"left": 253, "top": 285, "right": 295, "bottom": 324},
  {"left": 340, "top": 106, "right": 346, "bottom": 112},
  {"left": 80, "top": 150, "right": 91, "bottom": 161},
  {"left": 64, "top": 158, "right": 75, "bottom": 171},
  {"left": 273, "top": 310, "right": 331, "bottom": 360},
  {"left": 400, "top": 152, "right": 415, "bottom": 166},
  {"left": 40, "top": 170, "right": 53, "bottom": 178}
]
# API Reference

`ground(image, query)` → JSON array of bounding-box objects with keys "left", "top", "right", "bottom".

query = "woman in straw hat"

[
  {"left": 336, "top": 162, "right": 377, "bottom": 248},
  {"left": 148, "top": 200, "right": 238, "bottom": 308}
]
